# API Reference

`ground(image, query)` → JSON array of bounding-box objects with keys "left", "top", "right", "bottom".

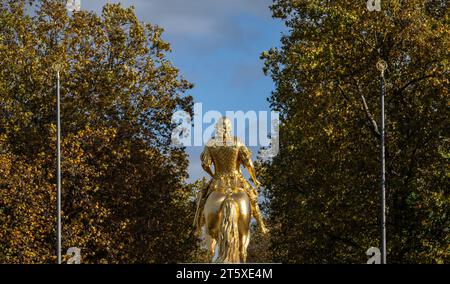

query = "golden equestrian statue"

[{"left": 193, "top": 117, "right": 268, "bottom": 263}]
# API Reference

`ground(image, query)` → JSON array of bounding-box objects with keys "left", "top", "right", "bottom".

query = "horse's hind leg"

[
  {"left": 205, "top": 234, "right": 217, "bottom": 261},
  {"left": 204, "top": 191, "right": 224, "bottom": 262},
  {"left": 235, "top": 191, "right": 251, "bottom": 263},
  {"left": 239, "top": 232, "right": 250, "bottom": 262}
]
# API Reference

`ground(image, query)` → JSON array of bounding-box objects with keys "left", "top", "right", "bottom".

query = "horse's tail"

[{"left": 216, "top": 196, "right": 240, "bottom": 263}]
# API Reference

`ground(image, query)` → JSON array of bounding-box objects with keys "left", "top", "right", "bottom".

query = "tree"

[
  {"left": 260, "top": 0, "right": 449, "bottom": 263},
  {"left": 0, "top": 0, "right": 198, "bottom": 263},
  {"left": 247, "top": 224, "right": 273, "bottom": 263}
]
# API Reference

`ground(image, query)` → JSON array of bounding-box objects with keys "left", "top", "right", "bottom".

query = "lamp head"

[
  {"left": 376, "top": 59, "right": 387, "bottom": 74},
  {"left": 52, "top": 62, "right": 63, "bottom": 73}
]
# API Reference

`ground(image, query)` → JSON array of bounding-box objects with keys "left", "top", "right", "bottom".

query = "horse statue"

[{"left": 193, "top": 117, "right": 267, "bottom": 263}]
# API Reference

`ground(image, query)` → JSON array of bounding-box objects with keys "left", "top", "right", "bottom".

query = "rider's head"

[{"left": 215, "top": 117, "right": 232, "bottom": 140}]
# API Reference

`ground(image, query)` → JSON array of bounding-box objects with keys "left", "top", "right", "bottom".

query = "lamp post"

[
  {"left": 376, "top": 59, "right": 387, "bottom": 264},
  {"left": 52, "top": 62, "right": 62, "bottom": 264},
  {"left": 51, "top": 0, "right": 81, "bottom": 265}
]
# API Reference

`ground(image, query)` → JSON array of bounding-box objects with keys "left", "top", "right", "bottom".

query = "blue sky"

[{"left": 80, "top": 0, "right": 286, "bottom": 181}]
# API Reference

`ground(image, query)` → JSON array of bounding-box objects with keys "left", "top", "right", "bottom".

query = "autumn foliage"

[
  {"left": 1, "top": 0, "right": 449, "bottom": 264},
  {"left": 0, "top": 0, "right": 197, "bottom": 263},
  {"left": 260, "top": 0, "right": 449, "bottom": 263}
]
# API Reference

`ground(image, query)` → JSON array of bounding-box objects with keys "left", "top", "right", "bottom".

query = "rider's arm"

[
  {"left": 239, "top": 145, "right": 261, "bottom": 187},
  {"left": 245, "top": 161, "right": 260, "bottom": 188},
  {"left": 200, "top": 147, "right": 214, "bottom": 177}
]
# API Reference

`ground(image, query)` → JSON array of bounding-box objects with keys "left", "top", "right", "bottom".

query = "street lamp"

[
  {"left": 52, "top": 62, "right": 62, "bottom": 264},
  {"left": 376, "top": 59, "right": 387, "bottom": 264},
  {"left": 50, "top": 0, "right": 82, "bottom": 265}
]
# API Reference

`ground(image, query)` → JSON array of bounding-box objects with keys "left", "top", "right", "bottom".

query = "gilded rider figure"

[{"left": 193, "top": 117, "right": 268, "bottom": 236}]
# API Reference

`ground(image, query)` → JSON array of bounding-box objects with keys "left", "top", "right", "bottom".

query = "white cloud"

[
  {"left": 83, "top": 0, "right": 273, "bottom": 42},
  {"left": 155, "top": 14, "right": 218, "bottom": 37}
]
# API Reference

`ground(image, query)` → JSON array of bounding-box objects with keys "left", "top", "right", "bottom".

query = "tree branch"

[
  {"left": 336, "top": 83, "right": 350, "bottom": 103},
  {"left": 395, "top": 74, "right": 436, "bottom": 95},
  {"left": 359, "top": 94, "right": 381, "bottom": 138}
]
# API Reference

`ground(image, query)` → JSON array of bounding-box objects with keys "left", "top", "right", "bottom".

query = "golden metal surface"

[{"left": 194, "top": 117, "right": 267, "bottom": 263}]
